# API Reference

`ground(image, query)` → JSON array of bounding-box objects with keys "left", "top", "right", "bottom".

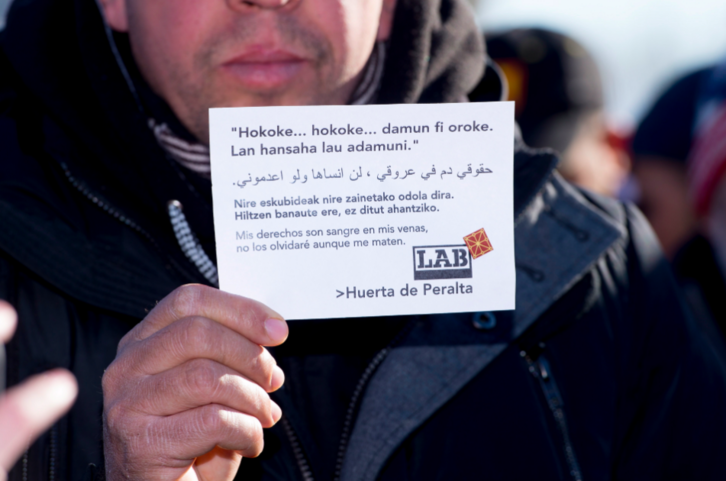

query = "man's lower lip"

[{"left": 221, "top": 61, "right": 305, "bottom": 88}]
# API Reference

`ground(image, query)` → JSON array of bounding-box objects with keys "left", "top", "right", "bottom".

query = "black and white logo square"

[{"left": 413, "top": 245, "right": 473, "bottom": 280}]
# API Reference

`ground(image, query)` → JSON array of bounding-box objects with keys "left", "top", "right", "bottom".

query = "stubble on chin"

[{"left": 169, "top": 14, "right": 340, "bottom": 144}]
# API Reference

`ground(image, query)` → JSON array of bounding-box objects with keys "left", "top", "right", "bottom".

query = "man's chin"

[{"left": 212, "top": 90, "right": 340, "bottom": 109}]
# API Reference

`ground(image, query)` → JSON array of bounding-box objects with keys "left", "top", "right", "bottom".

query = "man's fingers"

[
  {"left": 0, "top": 369, "right": 77, "bottom": 471},
  {"left": 102, "top": 286, "right": 287, "bottom": 479},
  {"left": 108, "top": 317, "right": 284, "bottom": 393},
  {"left": 0, "top": 301, "right": 17, "bottom": 344},
  {"left": 154, "top": 404, "right": 266, "bottom": 461},
  {"left": 119, "top": 285, "right": 287, "bottom": 350},
  {"left": 126, "top": 359, "right": 282, "bottom": 427},
  {"left": 104, "top": 405, "right": 261, "bottom": 480},
  {"left": 193, "top": 447, "right": 243, "bottom": 481}
]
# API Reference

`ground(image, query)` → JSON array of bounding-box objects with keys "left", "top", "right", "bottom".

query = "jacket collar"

[{"left": 340, "top": 151, "right": 626, "bottom": 481}]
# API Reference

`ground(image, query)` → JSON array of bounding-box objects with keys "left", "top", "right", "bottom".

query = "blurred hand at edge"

[{"left": 0, "top": 300, "right": 78, "bottom": 481}]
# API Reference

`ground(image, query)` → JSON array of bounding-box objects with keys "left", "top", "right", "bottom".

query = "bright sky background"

[
  {"left": 476, "top": 0, "right": 726, "bottom": 130},
  {"left": 2, "top": 0, "right": 726, "bottom": 131}
]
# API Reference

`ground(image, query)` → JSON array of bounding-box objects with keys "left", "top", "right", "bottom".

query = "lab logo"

[{"left": 413, "top": 245, "right": 473, "bottom": 280}]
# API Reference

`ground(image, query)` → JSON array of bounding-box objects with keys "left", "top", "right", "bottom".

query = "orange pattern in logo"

[{"left": 464, "top": 228, "right": 494, "bottom": 259}]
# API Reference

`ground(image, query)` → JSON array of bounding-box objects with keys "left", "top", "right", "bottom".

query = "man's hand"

[
  {"left": 102, "top": 285, "right": 288, "bottom": 481},
  {"left": 0, "top": 301, "right": 78, "bottom": 481}
]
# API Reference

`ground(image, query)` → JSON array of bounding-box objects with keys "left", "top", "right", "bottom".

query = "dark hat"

[
  {"left": 632, "top": 67, "right": 712, "bottom": 163},
  {"left": 472, "top": 28, "right": 603, "bottom": 152}
]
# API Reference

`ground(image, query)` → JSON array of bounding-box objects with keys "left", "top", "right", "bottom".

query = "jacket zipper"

[
  {"left": 282, "top": 319, "right": 416, "bottom": 481},
  {"left": 281, "top": 348, "right": 390, "bottom": 481},
  {"left": 332, "top": 348, "right": 392, "bottom": 481},
  {"left": 60, "top": 163, "right": 157, "bottom": 246},
  {"left": 59, "top": 162, "right": 197, "bottom": 282},
  {"left": 17, "top": 424, "right": 57, "bottom": 481},
  {"left": 48, "top": 424, "right": 57, "bottom": 481},
  {"left": 281, "top": 417, "right": 314, "bottom": 481},
  {"left": 22, "top": 450, "right": 28, "bottom": 481},
  {"left": 167, "top": 201, "right": 219, "bottom": 286},
  {"left": 522, "top": 350, "right": 583, "bottom": 481}
]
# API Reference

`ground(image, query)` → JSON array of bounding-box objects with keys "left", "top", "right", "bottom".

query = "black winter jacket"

[{"left": 2, "top": 0, "right": 726, "bottom": 480}]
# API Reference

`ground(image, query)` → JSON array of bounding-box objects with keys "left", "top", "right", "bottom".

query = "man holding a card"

[{"left": 1, "top": 0, "right": 726, "bottom": 480}]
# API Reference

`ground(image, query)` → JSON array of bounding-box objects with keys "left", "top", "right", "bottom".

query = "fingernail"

[
  {"left": 271, "top": 366, "right": 285, "bottom": 391},
  {"left": 270, "top": 401, "right": 282, "bottom": 424},
  {"left": 264, "top": 318, "right": 288, "bottom": 343}
]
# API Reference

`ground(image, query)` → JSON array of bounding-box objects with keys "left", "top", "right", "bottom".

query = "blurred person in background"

[
  {"left": 470, "top": 28, "right": 630, "bottom": 197},
  {"left": 631, "top": 66, "right": 726, "bottom": 335},
  {"left": 685, "top": 60, "right": 726, "bottom": 332},
  {"left": 631, "top": 67, "right": 712, "bottom": 259}
]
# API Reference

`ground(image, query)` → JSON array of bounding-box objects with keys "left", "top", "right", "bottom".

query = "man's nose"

[{"left": 230, "top": 0, "right": 297, "bottom": 10}]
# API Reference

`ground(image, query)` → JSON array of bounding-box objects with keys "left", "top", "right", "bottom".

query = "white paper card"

[{"left": 210, "top": 102, "right": 515, "bottom": 320}]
